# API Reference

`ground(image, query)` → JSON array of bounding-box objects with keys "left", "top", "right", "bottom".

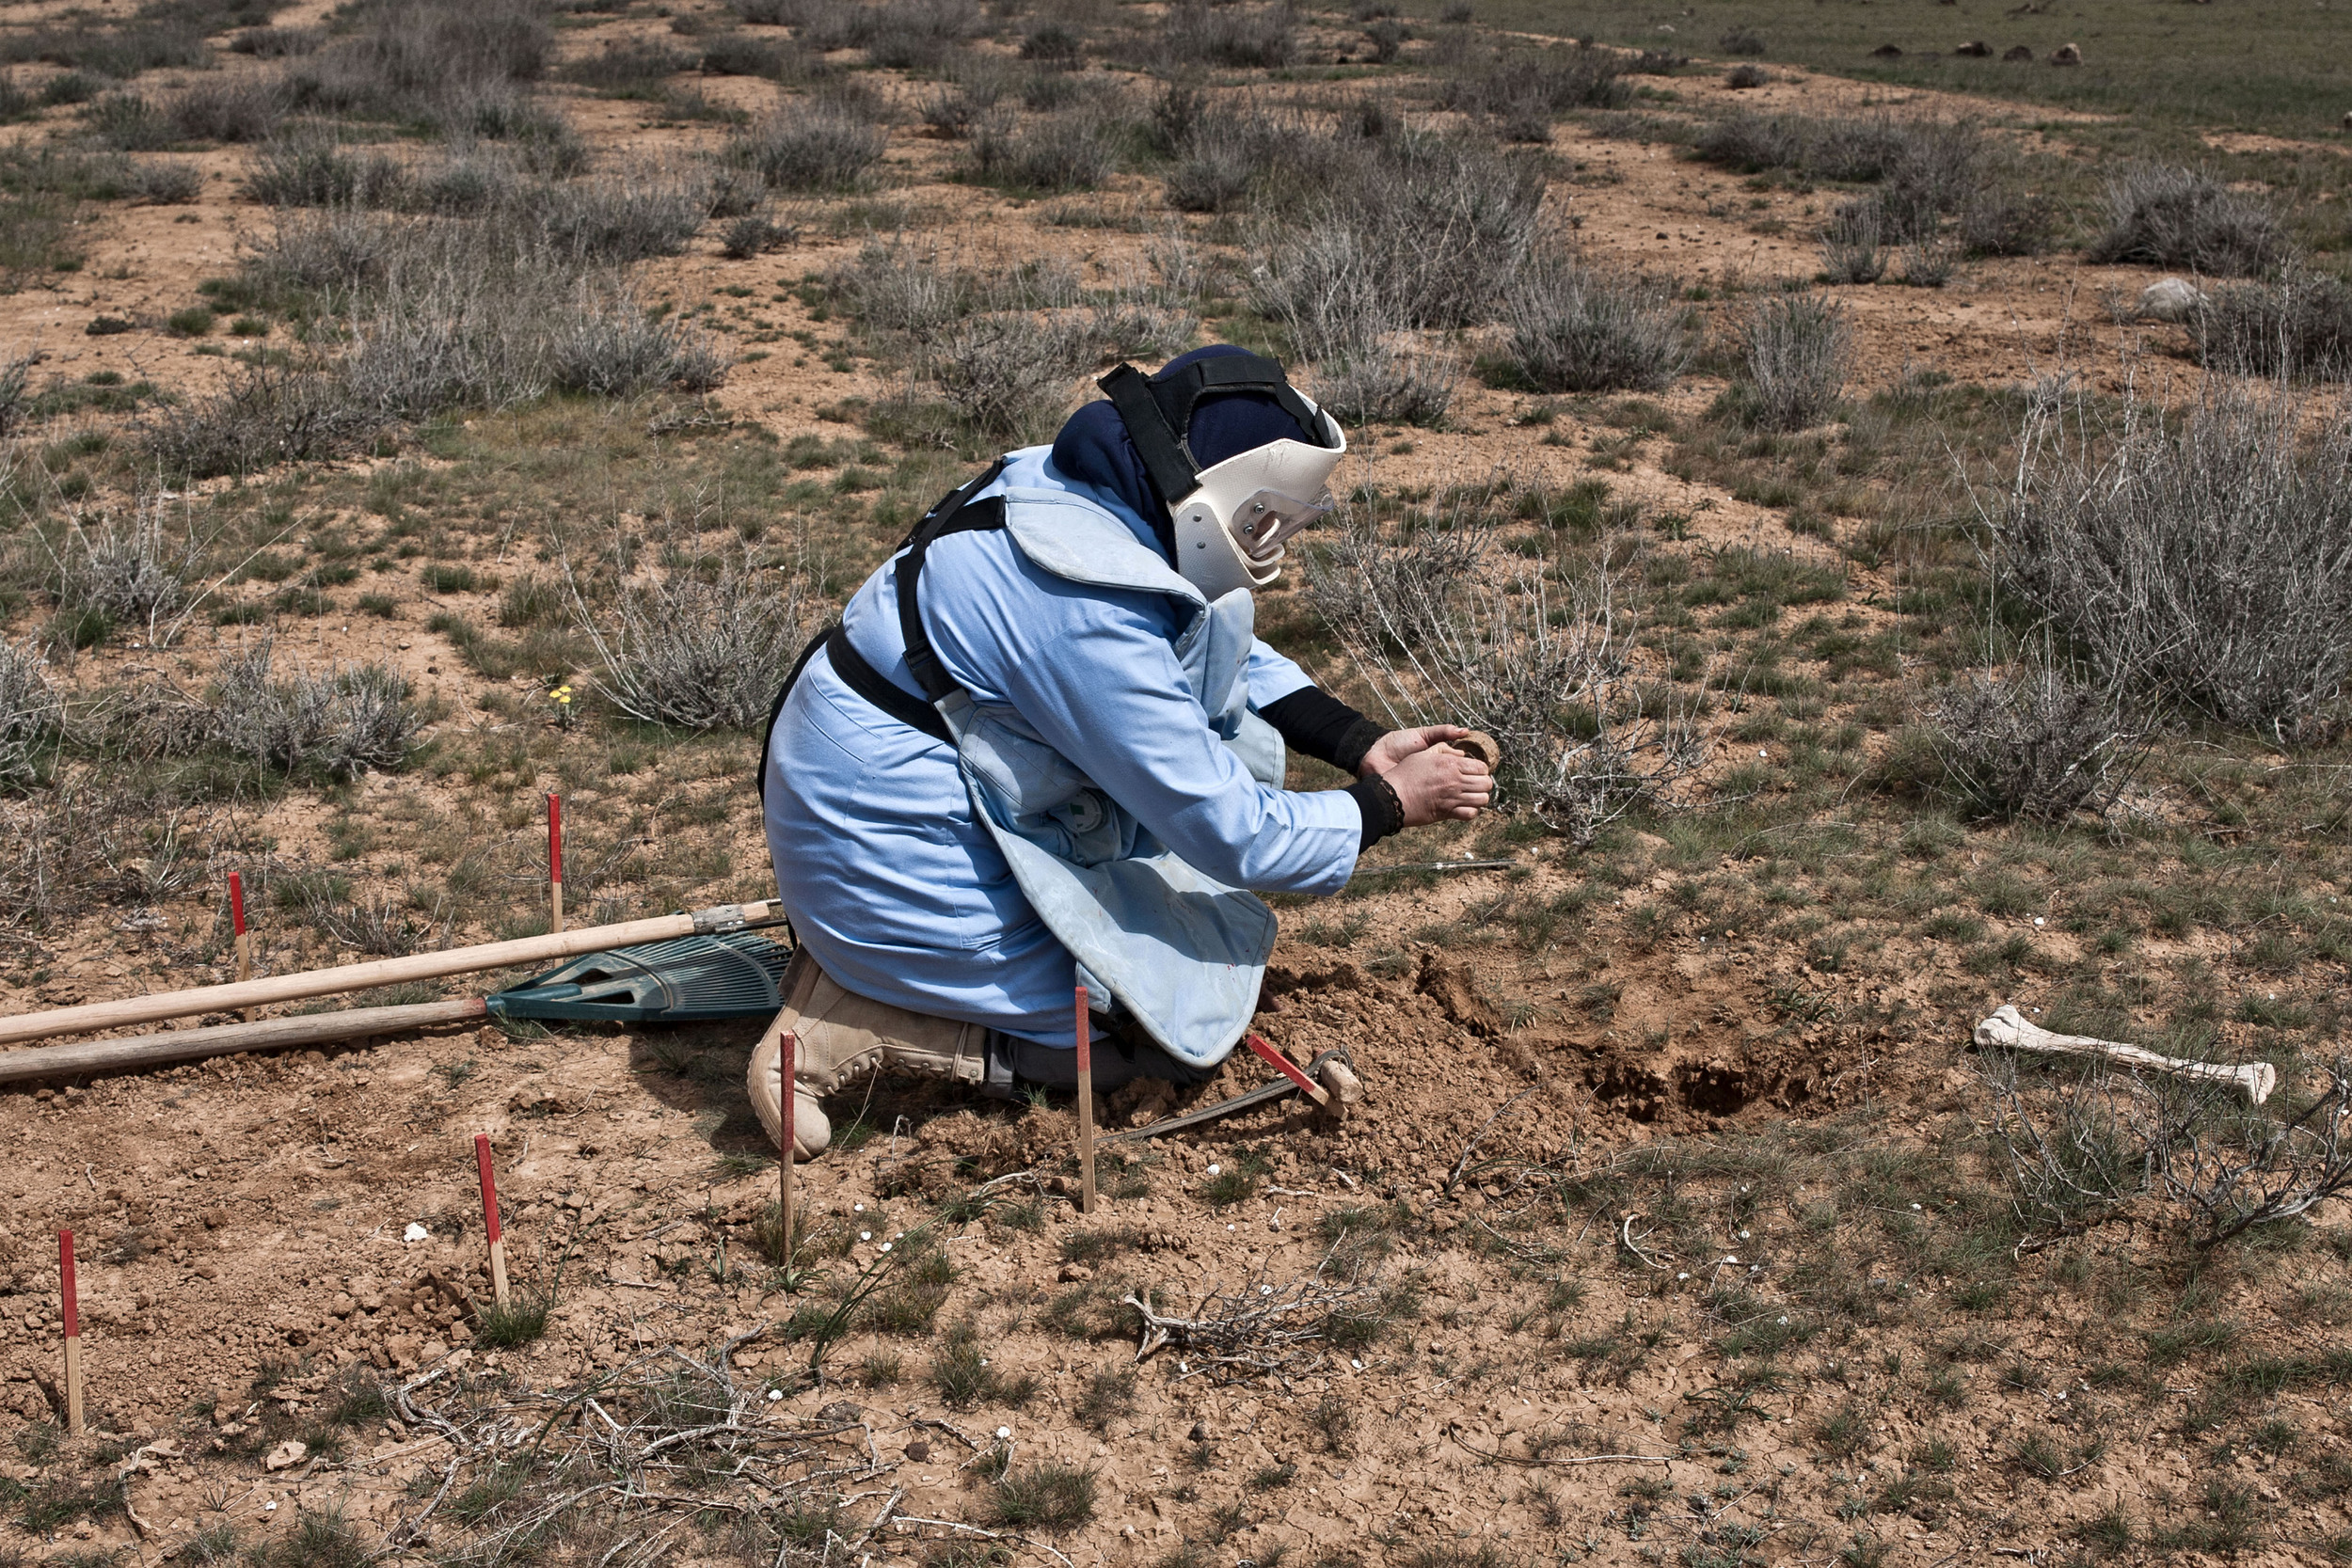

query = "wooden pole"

[
  {"left": 1244, "top": 1033, "right": 1332, "bottom": 1106},
  {"left": 777, "top": 1030, "right": 796, "bottom": 1282},
  {"left": 474, "top": 1134, "right": 510, "bottom": 1312},
  {"left": 547, "top": 795, "right": 564, "bottom": 935},
  {"left": 229, "top": 872, "right": 251, "bottom": 1022},
  {"left": 1074, "top": 986, "right": 1096, "bottom": 1214},
  {"left": 58, "top": 1230, "right": 82, "bottom": 1436},
  {"left": 0, "top": 999, "right": 486, "bottom": 1086},
  {"left": 228, "top": 872, "right": 250, "bottom": 984},
  {"left": 0, "top": 898, "right": 782, "bottom": 1049}
]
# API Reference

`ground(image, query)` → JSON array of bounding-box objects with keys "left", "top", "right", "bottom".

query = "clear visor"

[{"left": 1228, "top": 487, "right": 1332, "bottom": 565}]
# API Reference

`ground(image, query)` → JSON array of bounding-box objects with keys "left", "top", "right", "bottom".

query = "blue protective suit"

[{"left": 761, "top": 446, "right": 1363, "bottom": 1056}]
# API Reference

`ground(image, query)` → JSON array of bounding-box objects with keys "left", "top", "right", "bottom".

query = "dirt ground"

[{"left": 3, "top": 3, "right": 2352, "bottom": 1567}]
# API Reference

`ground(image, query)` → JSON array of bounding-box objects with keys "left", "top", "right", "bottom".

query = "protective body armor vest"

[{"left": 794, "top": 447, "right": 1286, "bottom": 1068}]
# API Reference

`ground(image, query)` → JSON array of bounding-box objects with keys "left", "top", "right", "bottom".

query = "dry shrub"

[
  {"left": 207, "top": 639, "right": 419, "bottom": 779},
  {"left": 1982, "top": 1048, "right": 2352, "bottom": 1248},
  {"left": 1501, "top": 257, "right": 1684, "bottom": 393},
  {"left": 1307, "top": 489, "right": 1701, "bottom": 843},
  {"left": 288, "top": 0, "right": 549, "bottom": 125},
  {"left": 572, "top": 525, "right": 819, "bottom": 732},
  {"left": 1307, "top": 321, "right": 1455, "bottom": 428},
  {"left": 1735, "top": 293, "right": 1851, "bottom": 431},
  {"left": 1163, "top": 3, "right": 1295, "bottom": 69},
  {"left": 0, "top": 774, "right": 184, "bottom": 930},
  {"left": 1251, "top": 133, "right": 1542, "bottom": 357},
  {"left": 826, "top": 241, "right": 980, "bottom": 341},
  {"left": 2192, "top": 267, "right": 2352, "bottom": 380},
  {"left": 130, "top": 160, "right": 202, "bottom": 205},
  {"left": 158, "top": 207, "right": 723, "bottom": 474},
  {"left": 546, "top": 283, "right": 726, "bottom": 396},
  {"left": 168, "top": 76, "right": 286, "bottom": 143},
  {"left": 1924, "top": 661, "right": 2143, "bottom": 822},
  {"left": 725, "top": 103, "right": 885, "bottom": 192},
  {"left": 972, "top": 110, "right": 1122, "bottom": 193},
  {"left": 0, "top": 346, "right": 29, "bottom": 436},
  {"left": 0, "top": 638, "right": 60, "bottom": 789},
  {"left": 245, "top": 131, "right": 407, "bottom": 207},
  {"left": 83, "top": 92, "right": 175, "bottom": 152},
  {"left": 1818, "top": 198, "right": 1887, "bottom": 284},
  {"left": 865, "top": 0, "right": 984, "bottom": 71},
  {"left": 230, "top": 25, "right": 323, "bottom": 57},
  {"left": 1696, "top": 111, "right": 1979, "bottom": 219},
  {"left": 1991, "top": 377, "right": 2352, "bottom": 738},
  {"left": 148, "top": 363, "right": 382, "bottom": 482},
  {"left": 51, "top": 495, "right": 207, "bottom": 645},
  {"left": 927, "top": 313, "right": 1092, "bottom": 439},
  {"left": 1437, "top": 45, "right": 1629, "bottom": 136},
  {"left": 528, "top": 162, "right": 708, "bottom": 262},
  {"left": 1959, "top": 178, "right": 2055, "bottom": 258},
  {"left": 2086, "top": 164, "right": 2282, "bottom": 278}
]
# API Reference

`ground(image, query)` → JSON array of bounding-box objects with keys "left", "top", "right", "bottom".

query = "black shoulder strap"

[
  {"left": 756, "top": 458, "right": 1011, "bottom": 786},
  {"left": 1098, "top": 363, "right": 1198, "bottom": 512},
  {"left": 896, "top": 458, "right": 1009, "bottom": 704}
]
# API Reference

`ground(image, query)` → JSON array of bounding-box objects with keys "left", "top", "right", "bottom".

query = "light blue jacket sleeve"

[
  {"left": 1246, "top": 640, "right": 1316, "bottom": 709},
  {"left": 924, "top": 542, "right": 1361, "bottom": 896}
]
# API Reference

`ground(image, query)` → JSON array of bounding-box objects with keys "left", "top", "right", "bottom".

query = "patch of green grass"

[
  {"left": 992, "top": 1462, "right": 1096, "bottom": 1529},
  {"left": 930, "top": 1321, "right": 1040, "bottom": 1409}
]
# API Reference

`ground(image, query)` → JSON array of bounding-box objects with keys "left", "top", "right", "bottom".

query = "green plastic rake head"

[{"left": 487, "top": 930, "right": 790, "bottom": 1023}]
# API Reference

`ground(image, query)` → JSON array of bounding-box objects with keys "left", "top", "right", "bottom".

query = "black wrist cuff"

[
  {"left": 1345, "top": 774, "right": 1404, "bottom": 851},
  {"left": 1260, "top": 687, "right": 1389, "bottom": 775}
]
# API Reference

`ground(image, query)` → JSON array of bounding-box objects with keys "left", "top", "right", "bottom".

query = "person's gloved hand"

[
  {"left": 1358, "top": 724, "right": 1474, "bottom": 780},
  {"left": 1383, "top": 741, "right": 1491, "bottom": 826}
]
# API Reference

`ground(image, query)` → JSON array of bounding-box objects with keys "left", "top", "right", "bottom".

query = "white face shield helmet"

[{"left": 1096, "top": 354, "right": 1348, "bottom": 600}]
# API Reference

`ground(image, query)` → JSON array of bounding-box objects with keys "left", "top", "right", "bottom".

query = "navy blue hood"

[{"left": 1048, "top": 345, "right": 1323, "bottom": 562}]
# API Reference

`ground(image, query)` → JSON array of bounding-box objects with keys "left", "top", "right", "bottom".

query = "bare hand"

[
  {"left": 1385, "top": 743, "right": 1490, "bottom": 827},
  {"left": 1359, "top": 724, "right": 1472, "bottom": 779}
]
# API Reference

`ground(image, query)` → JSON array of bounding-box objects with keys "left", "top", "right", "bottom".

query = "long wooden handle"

[
  {"left": 0, "top": 999, "right": 487, "bottom": 1085},
  {"left": 0, "top": 899, "right": 781, "bottom": 1048}
]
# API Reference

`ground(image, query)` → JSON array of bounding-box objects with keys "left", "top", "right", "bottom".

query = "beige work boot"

[{"left": 747, "top": 948, "right": 992, "bottom": 1161}]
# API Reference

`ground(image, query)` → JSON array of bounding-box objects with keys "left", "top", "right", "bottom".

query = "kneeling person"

[{"left": 751, "top": 347, "right": 1490, "bottom": 1156}]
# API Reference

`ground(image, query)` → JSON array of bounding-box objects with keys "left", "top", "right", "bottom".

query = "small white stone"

[
  {"left": 860, "top": 1231, "right": 872, "bottom": 1242},
  {"left": 402, "top": 1223, "right": 429, "bottom": 1243},
  {"left": 878, "top": 1243, "right": 892, "bottom": 1253},
  {"left": 1350, "top": 1359, "right": 1363, "bottom": 1370},
  {"left": 995, "top": 1426, "right": 1011, "bottom": 1440},
  {"left": 766, "top": 1389, "right": 783, "bottom": 1402},
  {"left": 1206, "top": 1164, "right": 1221, "bottom": 1176}
]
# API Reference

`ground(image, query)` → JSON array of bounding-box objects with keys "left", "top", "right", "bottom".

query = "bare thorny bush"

[
  {"left": 1923, "top": 656, "right": 2146, "bottom": 823},
  {"left": 357, "top": 1351, "right": 917, "bottom": 1568},
  {"left": 123, "top": 636, "right": 420, "bottom": 780},
  {"left": 1306, "top": 486, "right": 1705, "bottom": 845},
  {"left": 1991, "top": 373, "right": 2352, "bottom": 741},
  {"left": 569, "top": 504, "right": 822, "bottom": 732},
  {"left": 1980, "top": 1047, "right": 2352, "bottom": 1248}
]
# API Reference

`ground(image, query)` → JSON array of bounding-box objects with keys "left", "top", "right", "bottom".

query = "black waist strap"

[{"left": 823, "top": 628, "right": 952, "bottom": 745}]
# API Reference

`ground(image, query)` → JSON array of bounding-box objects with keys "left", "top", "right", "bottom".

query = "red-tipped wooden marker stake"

[
  {"left": 228, "top": 872, "right": 250, "bottom": 985},
  {"left": 777, "top": 1031, "right": 797, "bottom": 1284},
  {"left": 58, "top": 1230, "right": 83, "bottom": 1435},
  {"left": 547, "top": 795, "right": 564, "bottom": 934},
  {"left": 474, "top": 1134, "right": 510, "bottom": 1312},
  {"left": 229, "top": 872, "right": 251, "bottom": 1021},
  {"left": 1075, "top": 987, "right": 1097, "bottom": 1213},
  {"left": 1245, "top": 1033, "right": 1331, "bottom": 1107}
]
